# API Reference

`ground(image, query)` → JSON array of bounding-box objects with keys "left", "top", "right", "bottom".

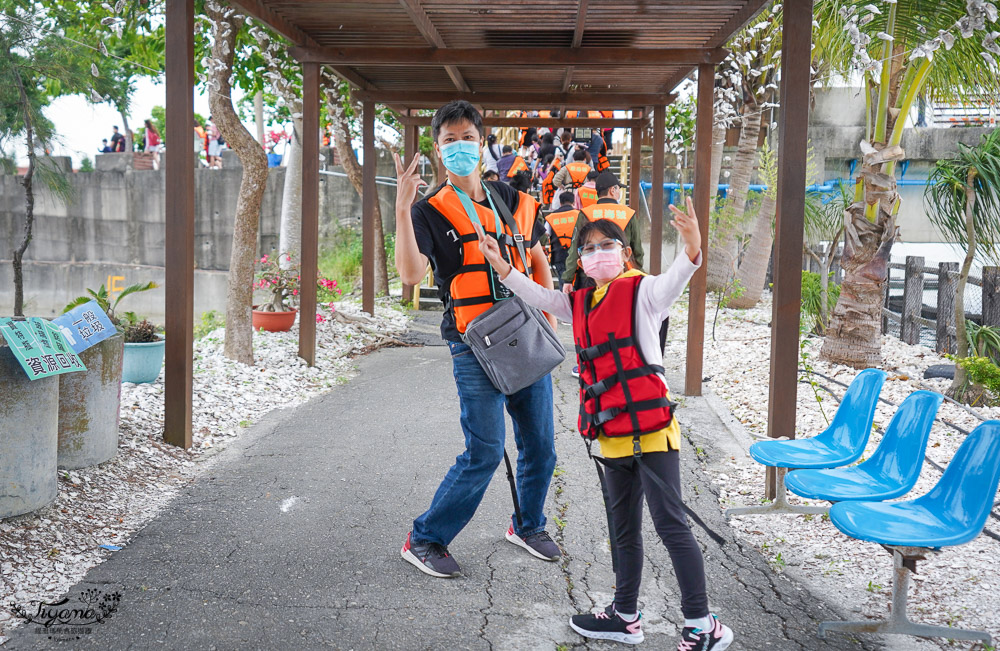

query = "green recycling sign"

[{"left": 0, "top": 317, "right": 86, "bottom": 380}]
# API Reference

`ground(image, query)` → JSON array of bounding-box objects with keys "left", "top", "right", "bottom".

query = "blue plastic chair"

[
  {"left": 785, "top": 390, "right": 943, "bottom": 503},
  {"left": 819, "top": 420, "right": 1000, "bottom": 645},
  {"left": 725, "top": 368, "right": 887, "bottom": 517}
]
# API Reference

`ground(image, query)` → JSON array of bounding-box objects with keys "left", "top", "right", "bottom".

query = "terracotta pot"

[{"left": 252, "top": 306, "right": 297, "bottom": 332}]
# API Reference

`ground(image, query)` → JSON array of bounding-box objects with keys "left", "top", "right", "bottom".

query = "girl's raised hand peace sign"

[{"left": 668, "top": 196, "right": 702, "bottom": 263}]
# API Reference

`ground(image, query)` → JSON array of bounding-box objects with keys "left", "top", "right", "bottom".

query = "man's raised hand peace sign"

[{"left": 393, "top": 152, "right": 427, "bottom": 208}]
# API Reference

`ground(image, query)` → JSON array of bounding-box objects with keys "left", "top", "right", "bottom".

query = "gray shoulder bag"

[{"left": 458, "top": 184, "right": 566, "bottom": 395}]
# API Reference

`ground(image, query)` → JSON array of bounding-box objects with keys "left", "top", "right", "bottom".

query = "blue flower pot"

[{"left": 122, "top": 337, "right": 165, "bottom": 384}]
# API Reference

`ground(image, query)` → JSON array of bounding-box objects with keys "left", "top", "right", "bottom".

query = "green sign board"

[{"left": 0, "top": 317, "right": 86, "bottom": 380}]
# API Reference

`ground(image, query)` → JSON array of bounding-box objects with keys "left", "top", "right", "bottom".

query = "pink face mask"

[{"left": 581, "top": 250, "right": 624, "bottom": 283}]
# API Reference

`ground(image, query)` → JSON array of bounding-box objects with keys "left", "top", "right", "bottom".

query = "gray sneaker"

[
  {"left": 506, "top": 522, "right": 561, "bottom": 561},
  {"left": 401, "top": 532, "right": 462, "bottom": 578}
]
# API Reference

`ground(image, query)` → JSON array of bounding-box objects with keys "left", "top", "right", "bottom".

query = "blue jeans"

[{"left": 411, "top": 341, "right": 556, "bottom": 546}]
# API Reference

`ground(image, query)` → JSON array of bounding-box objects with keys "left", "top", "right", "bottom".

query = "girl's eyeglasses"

[{"left": 579, "top": 239, "right": 623, "bottom": 257}]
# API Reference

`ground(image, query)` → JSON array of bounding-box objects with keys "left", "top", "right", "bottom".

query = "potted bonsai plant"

[
  {"left": 252, "top": 253, "right": 299, "bottom": 332},
  {"left": 119, "top": 312, "right": 165, "bottom": 384},
  {"left": 57, "top": 282, "right": 158, "bottom": 467}
]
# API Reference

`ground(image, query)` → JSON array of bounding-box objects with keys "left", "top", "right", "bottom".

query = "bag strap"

[
  {"left": 503, "top": 450, "right": 523, "bottom": 530},
  {"left": 482, "top": 183, "right": 533, "bottom": 277}
]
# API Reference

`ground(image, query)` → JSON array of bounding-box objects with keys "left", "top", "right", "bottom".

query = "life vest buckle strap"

[{"left": 632, "top": 435, "right": 642, "bottom": 458}]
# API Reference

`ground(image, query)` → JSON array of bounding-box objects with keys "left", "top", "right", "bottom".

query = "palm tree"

[
  {"left": 925, "top": 128, "right": 1000, "bottom": 401},
  {"left": 819, "top": 0, "right": 1000, "bottom": 367}
]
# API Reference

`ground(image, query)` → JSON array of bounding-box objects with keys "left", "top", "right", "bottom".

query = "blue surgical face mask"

[{"left": 439, "top": 140, "right": 481, "bottom": 177}]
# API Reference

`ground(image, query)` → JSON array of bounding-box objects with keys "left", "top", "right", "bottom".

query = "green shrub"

[
  {"left": 79, "top": 156, "right": 93, "bottom": 172},
  {"left": 801, "top": 270, "right": 841, "bottom": 334},
  {"left": 194, "top": 310, "right": 225, "bottom": 339},
  {"left": 951, "top": 356, "right": 1000, "bottom": 405},
  {"left": 966, "top": 321, "right": 1000, "bottom": 364}
]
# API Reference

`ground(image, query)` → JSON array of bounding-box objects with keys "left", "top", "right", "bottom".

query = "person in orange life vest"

[
  {"left": 540, "top": 154, "right": 561, "bottom": 208},
  {"left": 496, "top": 145, "right": 517, "bottom": 179},
  {"left": 392, "top": 100, "right": 560, "bottom": 580},
  {"left": 553, "top": 148, "right": 592, "bottom": 192},
  {"left": 562, "top": 170, "right": 643, "bottom": 291},
  {"left": 505, "top": 152, "right": 529, "bottom": 180},
  {"left": 574, "top": 170, "right": 600, "bottom": 210},
  {"left": 475, "top": 203, "right": 735, "bottom": 651},
  {"left": 545, "top": 191, "right": 578, "bottom": 287}
]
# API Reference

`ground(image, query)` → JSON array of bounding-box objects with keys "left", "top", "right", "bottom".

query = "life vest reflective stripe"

[
  {"left": 581, "top": 202, "right": 635, "bottom": 231},
  {"left": 578, "top": 186, "right": 598, "bottom": 208},
  {"left": 507, "top": 156, "right": 529, "bottom": 178},
  {"left": 541, "top": 160, "right": 561, "bottom": 204},
  {"left": 570, "top": 274, "right": 675, "bottom": 441},
  {"left": 545, "top": 209, "right": 578, "bottom": 250},
  {"left": 428, "top": 185, "right": 537, "bottom": 333},
  {"left": 566, "top": 162, "right": 591, "bottom": 189}
]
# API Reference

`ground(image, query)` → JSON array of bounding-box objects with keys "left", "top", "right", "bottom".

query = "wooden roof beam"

[
  {"left": 397, "top": 0, "right": 471, "bottom": 93},
  {"left": 398, "top": 115, "right": 660, "bottom": 128},
  {"left": 705, "top": 0, "right": 774, "bottom": 48},
  {"left": 559, "top": 0, "right": 589, "bottom": 111},
  {"left": 290, "top": 46, "right": 730, "bottom": 67},
  {"left": 353, "top": 90, "right": 674, "bottom": 110}
]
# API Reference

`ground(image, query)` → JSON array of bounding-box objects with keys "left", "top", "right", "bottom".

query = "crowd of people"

[{"left": 96, "top": 116, "right": 227, "bottom": 169}]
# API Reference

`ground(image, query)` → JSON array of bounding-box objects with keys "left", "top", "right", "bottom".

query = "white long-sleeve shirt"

[{"left": 500, "top": 250, "right": 702, "bottom": 391}]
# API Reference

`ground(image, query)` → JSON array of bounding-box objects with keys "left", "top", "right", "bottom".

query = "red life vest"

[
  {"left": 541, "top": 159, "right": 562, "bottom": 204},
  {"left": 570, "top": 274, "right": 675, "bottom": 443},
  {"left": 428, "top": 184, "right": 537, "bottom": 333}
]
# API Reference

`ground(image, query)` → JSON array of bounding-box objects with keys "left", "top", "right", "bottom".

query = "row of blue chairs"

[{"left": 724, "top": 368, "right": 1000, "bottom": 645}]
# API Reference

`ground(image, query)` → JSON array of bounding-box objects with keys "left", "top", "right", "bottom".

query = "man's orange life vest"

[
  {"left": 427, "top": 184, "right": 537, "bottom": 333},
  {"left": 581, "top": 202, "right": 635, "bottom": 232},
  {"left": 570, "top": 274, "right": 675, "bottom": 441},
  {"left": 595, "top": 152, "right": 610, "bottom": 172},
  {"left": 506, "top": 155, "right": 529, "bottom": 178},
  {"left": 541, "top": 159, "right": 561, "bottom": 204},
  {"left": 578, "top": 185, "right": 599, "bottom": 208},
  {"left": 565, "top": 162, "right": 591, "bottom": 189},
  {"left": 545, "top": 209, "right": 578, "bottom": 252}
]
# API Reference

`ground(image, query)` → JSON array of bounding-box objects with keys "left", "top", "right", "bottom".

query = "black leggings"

[{"left": 604, "top": 451, "right": 709, "bottom": 618}]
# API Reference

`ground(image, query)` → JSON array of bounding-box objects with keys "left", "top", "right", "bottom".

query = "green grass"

[{"left": 318, "top": 228, "right": 397, "bottom": 296}]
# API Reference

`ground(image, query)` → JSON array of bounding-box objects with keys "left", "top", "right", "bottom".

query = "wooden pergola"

[{"left": 163, "top": 0, "right": 813, "bottom": 452}]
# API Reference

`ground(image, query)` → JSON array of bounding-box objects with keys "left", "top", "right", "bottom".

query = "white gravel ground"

[
  {"left": 0, "top": 300, "right": 409, "bottom": 643},
  {"left": 663, "top": 292, "right": 1000, "bottom": 649}
]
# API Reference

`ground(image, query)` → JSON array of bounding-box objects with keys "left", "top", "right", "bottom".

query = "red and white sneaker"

[
  {"left": 505, "top": 521, "right": 561, "bottom": 561},
  {"left": 400, "top": 532, "right": 461, "bottom": 578},
  {"left": 677, "top": 614, "right": 733, "bottom": 651}
]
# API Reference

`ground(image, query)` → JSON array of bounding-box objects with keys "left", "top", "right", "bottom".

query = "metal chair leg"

[
  {"left": 819, "top": 550, "right": 992, "bottom": 644},
  {"left": 725, "top": 468, "right": 829, "bottom": 517}
]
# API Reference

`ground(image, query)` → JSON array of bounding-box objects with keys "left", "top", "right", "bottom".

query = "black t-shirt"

[
  {"left": 110, "top": 132, "right": 125, "bottom": 152},
  {"left": 411, "top": 180, "right": 544, "bottom": 342}
]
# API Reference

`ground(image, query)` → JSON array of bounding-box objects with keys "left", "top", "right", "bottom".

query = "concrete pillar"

[{"left": 57, "top": 334, "right": 124, "bottom": 469}]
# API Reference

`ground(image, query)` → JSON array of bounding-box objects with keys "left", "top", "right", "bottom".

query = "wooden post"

[
  {"left": 401, "top": 121, "right": 419, "bottom": 304},
  {"left": 766, "top": 0, "right": 812, "bottom": 445},
  {"left": 298, "top": 62, "right": 320, "bottom": 365},
  {"left": 936, "top": 261, "right": 959, "bottom": 354},
  {"left": 163, "top": 0, "right": 194, "bottom": 449},
  {"left": 685, "top": 63, "right": 714, "bottom": 396},
  {"left": 901, "top": 256, "right": 924, "bottom": 345},
  {"left": 362, "top": 99, "right": 376, "bottom": 315},
  {"left": 650, "top": 104, "right": 666, "bottom": 275},
  {"left": 629, "top": 120, "right": 642, "bottom": 212},
  {"left": 983, "top": 266, "right": 1000, "bottom": 327}
]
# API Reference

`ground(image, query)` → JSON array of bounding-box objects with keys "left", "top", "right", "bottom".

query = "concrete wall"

[{"left": 0, "top": 150, "right": 401, "bottom": 321}]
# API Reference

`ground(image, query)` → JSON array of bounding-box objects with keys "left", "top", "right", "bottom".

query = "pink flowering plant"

[{"left": 254, "top": 252, "right": 343, "bottom": 315}]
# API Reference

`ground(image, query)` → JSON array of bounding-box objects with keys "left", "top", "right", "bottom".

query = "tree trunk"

[
  {"left": 709, "top": 122, "right": 725, "bottom": 204},
  {"left": 706, "top": 109, "right": 761, "bottom": 291},
  {"left": 254, "top": 90, "right": 264, "bottom": 144},
  {"left": 118, "top": 109, "right": 133, "bottom": 153},
  {"left": 12, "top": 67, "right": 35, "bottom": 318},
  {"left": 278, "top": 116, "right": 303, "bottom": 269},
  {"left": 819, "top": 196, "right": 898, "bottom": 368},
  {"left": 329, "top": 101, "right": 389, "bottom": 296},
  {"left": 727, "top": 191, "right": 776, "bottom": 308},
  {"left": 948, "top": 168, "right": 978, "bottom": 400},
  {"left": 207, "top": 4, "right": 269, "bottom": 365}
]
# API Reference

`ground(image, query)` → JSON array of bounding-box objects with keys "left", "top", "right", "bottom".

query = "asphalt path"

[{"left": 3, "top": 312, "right": 881, "bottom": 650}]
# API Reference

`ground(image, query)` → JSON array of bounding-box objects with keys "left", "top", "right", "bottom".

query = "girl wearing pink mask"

[{"left": 476, "top": 198, "right": 734, "bottom": 651}]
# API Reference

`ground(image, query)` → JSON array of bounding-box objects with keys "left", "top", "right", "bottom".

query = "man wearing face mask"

[{"left": 392, "top": 100, "right": 560, "bottom": 579}]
